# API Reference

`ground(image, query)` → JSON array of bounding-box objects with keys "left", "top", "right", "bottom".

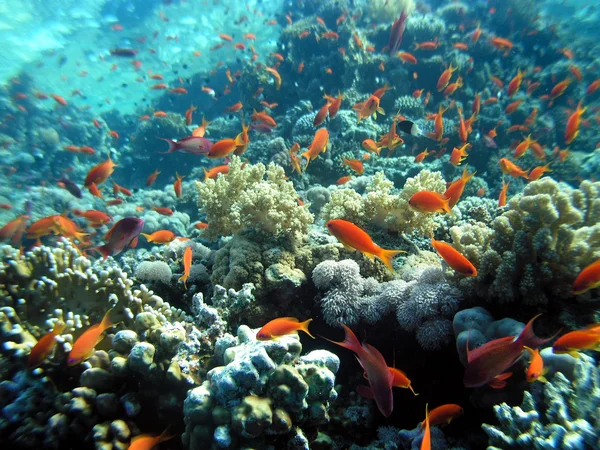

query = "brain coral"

[{"left": 196, "top": 156, "right": 314, "bottom": 241}]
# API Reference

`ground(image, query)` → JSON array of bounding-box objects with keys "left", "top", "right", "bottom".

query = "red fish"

[
  {"left": 84, "top": 158, "right": 117, "bottom": 187},
  {"left": 523, "top": 346, "right": 547, "bottom": 383},
  {"left": 552, "top": 324, "right": 600, "bottom": 357},
  {"left": 431, "top": 237, "right": 477, "bottom": 276},
  {"left": 419, "top": 404, "right": 464, "bottom": 430},
  {"left": 388, "top": 10, "right": 408, "bottom": 55},
  {"left": 325, "top": 325, "right": 394, "bottom": 417},
  {"left": 409, "top": 191, "right": 452, "bottom": 215},
  {"left": 128, "top": 429, "right": 175, "bottom": 450},
  {"left": 93, "top": 218, "right": 144, "bottom": 259},
  {"left": 463, "top": 314, "right": 554, "bottom": 388},
  {"left": 256, "top": 317, "right": 315, "bottom": 340},
  {"left": 157, "top": 136, "right": 213, "bottom": 155},
  {"left": 146, "top": 170, "right": 160, "bottom": 187}
]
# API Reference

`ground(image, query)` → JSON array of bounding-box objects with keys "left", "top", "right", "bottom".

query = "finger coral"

[
  {"left": 196, "top": 156, "right": 314, "bottom": 241},
  {"left": 451, "top": 178, "right": 600, "bottom": 307}
]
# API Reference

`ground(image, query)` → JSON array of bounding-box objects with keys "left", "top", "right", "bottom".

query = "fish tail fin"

[
  {"left": 100, "top": 308, "right": 118, "bottom": 331},
  {"left": 178, "top": 273, "right": 188, "bottom": 290},
  {"left": 158, "top": 427, "right": 176, "bottom": 444},
  {"left": 156, "top": 137, "right": 177, "bottom": 153},
  {"left": 463, "top": 165, "right": 476, "bottom": 182},
  {"left": 299, "top": 318, "right": 315, "bottom": 339},
  {"left": 140, "top": 233, "right": 152, "bottom": 241},
  {"left": 515, "top": 314, "right": 557, "bottom": 349},
  {"left": 321, "top": 324, "right": 363, "bottom": 356},
  {"left": 377, "top": 248, "right": 405, "bottom": 273},
  {"left": 442, "top": 198, "right": 453, "bottom": 215}
]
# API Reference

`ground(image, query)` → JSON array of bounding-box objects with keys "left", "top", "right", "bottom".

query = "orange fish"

[
  {"left": 586, "top": 79, "right": 600, "bottom": 95},
  {"left": 226, "top": 102, "right": 244, "bottom": 113},
  {"left": 431, "top": 237, "right": 477, "bottom": 276},
  {"left": 419, "top": 404, "right": 463, "bottom": 430},
  {"left": 194, "top": 222, "right": 209, "bottom": 230},
  {"left": 549, "top": 78, "right": 571, "bottom": 104},
  {"left": 0, "top": 215, "right": 29, "bottom": 245},
  {"left": 152, "top": 206, "right": 173, "bottom": 216},
  {"left": 88, "top": 182, "right": 104, "bottom": 199},
  {"left": 442, "top": 75, "right": 462, "bottom": 96},
  {"left": 414, "top": 149, "right": 431, "bottom": 163},
  {"left": 193, "top": 117, "right": 211, "bottom": 137},
  {"left": 170, "top": 87, "right": 188, "bottom": 95},
  {"left": 523, "top": 346, "right": 547, "bottom": 383},
  {"left": 324, "top": 324, "right": 395, "bottom": 417},
  {"left": 146, "top": 170, "right": 160, "bottom": 187},
  {"left": 437, "top": 63, "right": 457, "bottom": 92},
  {"left": 514, "top": 134, "right": 536, "bottom": 159},
  {"left": 301, "top": 128, "right": 329, "bottom": 169},
  {"left": 499, "top": 158, "right": 529, "bottom": 179},
  {"left": 337, "top": 176, "right": 352, "bottom": 185},
  {"left": 251, "top": 109, "right": 277, "bottom": 128},
  {"left": 326, "top": 219, "right": 404, "bottom": 272},
  {"left": 208, "top": 137, "right": 242, "bottom": 159},
  {"left": 113, "top": 182, "right": 133, "bottom": 196},
  {"left": 527, "top": 163, "right": 552, "bottom": 181},
  {"left": 504, "top": 100, "right": 523, "bottom": 115},
  {"left": 357, "top": 95, "right": 385, "bottom": 123},
  {"left": 498, "top": 179, "right": 510, "bottom": 207},
  {"left": 256, "top": 317, "right": 314, "bottom": 340},
  {"left": 84, "top": 158, "right": 117, "bottom": 187},
  {"left": 179, "top": 246, "right": 192, "bottom": 289},
  {"left": 342, "top": 158, "right": 364, "bottom": 175},
  {"left": 141, "top": 230, "right": 176, "bottom": 244},
  {"left": 565, "top": 99, "right": 586, "bottom": 145},
  {"left": 265, "top": 67, "right": 282, "bottom": 90},
  {"left": 27, "top": 321, "right": 66, "bottom": 368},
  {"left": 314, "top": 101, "right": 331, "bottom": 127},
  {"left": 51, "top": 94, "right": 67, "bottom": 105},
  {"left": 153, "top": 111, "right": 167, "bottom": 118},
  {"left": 444, "top": 166, "right": 475, "bottom": 207},
  {"left": 427, "top": 104, "right": 448, "bottom": 141},
  {"left": 490, "top": 37, "right": 513, "bottom": 55},
  {"left": 408, "top": 191, "right": 453, "bottom": 215},
  {"left": 397, "top": 52, "right": 418, "bottom": 64},
  {"left": 68, "top": 309, "right": 117, "bottom": 366},
  {"left": 26, "top": 215, "right": 60, "bottom": 239},
  {"left": 324, "top": 92, "right": 344, "bottom": 119},
  {"left": 73, "top": 209, "right": 112, "bottom": 225},
  {"left": 421, "top": 405, "right": 431, "bottom": 450},
  {"left": 362, "top": 139, "right": 381, "bottom": 155},
  {"left": 507, "top": 69, "right": 525, "bottom": 97},
  {"left": 203, "top": 165, "right": 230, "bottom": 180},
  {"left": 552, "top": 324, "right": 600, "bottom": 357},
  {"left": 128, "top": 429, "right": 175, "bottom": 450},
  {"left": 573, "top": 259, "right": 600, "bottom": 295},
  {"left": 185, "top": 105, "right": 197, "bottom": 125},
  {"left": 174, "top": 173, "right": 184, "bottom": 198},
  {"left": 450, "top": 143, "right": 470, "bottom": 166}
]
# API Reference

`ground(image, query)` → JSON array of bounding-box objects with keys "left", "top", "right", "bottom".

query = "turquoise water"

[{"left": 1, "top": 0, "right": 600, "bottom": 449}]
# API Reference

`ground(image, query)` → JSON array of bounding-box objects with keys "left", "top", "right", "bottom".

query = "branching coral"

[
  {"left": 196, "top": 156, "right": 314, "bottom": 241},
  {"left": 483, "top": 354, "right": 600, "bottom": 449},
  {"left": 322, "top": 170, "right": 447, "bottom": 235},
  {"left": 451, "top": 178, "right": 600, "bottom": 306}
]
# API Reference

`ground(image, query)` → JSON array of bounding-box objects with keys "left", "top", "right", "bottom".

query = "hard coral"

[
  {"left": 452, "top": 178, "right": 600, "bottom": 307},
  {"left": 322, "top": 170, "right": 447, "bottom": 235},
  {"left": 196, "top": 156, "right": 314, "bottom": 241},
  {"left": 483, "top": 354, "right": 600, "bottom": 449}
]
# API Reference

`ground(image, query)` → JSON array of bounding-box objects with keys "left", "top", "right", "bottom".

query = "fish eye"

[
  {"left": 327, "top": 223, "right": 332, "bottom": 228},
  {"left": 467, "top": 269, "right": 473, "bottom": 274}
]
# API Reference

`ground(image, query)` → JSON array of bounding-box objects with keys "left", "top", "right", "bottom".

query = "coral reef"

[
  {"left": 322, "top": 170, "right": 447, "bottom": 235},
  {"left": 196, "top": 156, "right": 314, "bottom": 241},
  {"left": 483, "top": 354, "right": 600, "bottom": 449},
  {"left": 451, "top": 178, "right": 600, "bottom": 307},
  {"left": 182, "top": 325, "right": 338, "bottom": 449}
]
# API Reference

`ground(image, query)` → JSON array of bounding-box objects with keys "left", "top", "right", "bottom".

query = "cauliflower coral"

[
  {"left": 196, "top": 156, "right": 314, "bottom": 240},
  {"left": 322, "top": 170, "right": 446, "bottom": 235}
]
